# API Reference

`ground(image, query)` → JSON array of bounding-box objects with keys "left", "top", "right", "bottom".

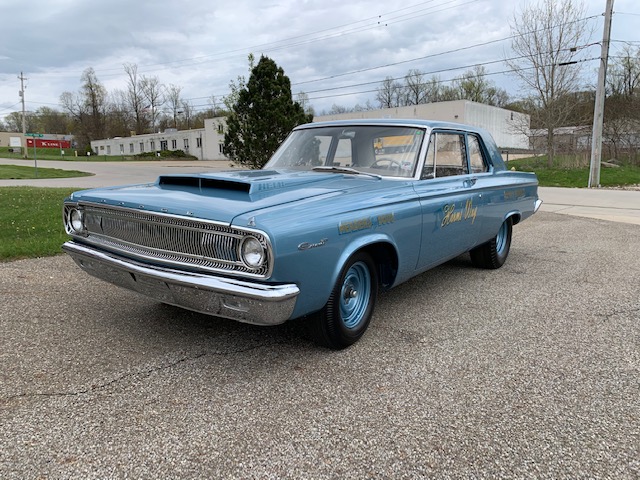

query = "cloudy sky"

[{"left": 0, "top": 0, "right": 637, "bottom": 123}]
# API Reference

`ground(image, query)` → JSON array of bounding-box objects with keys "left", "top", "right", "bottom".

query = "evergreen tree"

[{"left": 224, "top": 55, "right": 313, "bottom": 169}]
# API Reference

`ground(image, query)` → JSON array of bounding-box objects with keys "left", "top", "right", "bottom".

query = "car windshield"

[{"left": 264, "top": 125, "right": 425, "bottom": 178}]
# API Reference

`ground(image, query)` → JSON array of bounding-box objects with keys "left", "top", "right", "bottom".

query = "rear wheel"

[
  {"left": 313, "top": 252, "right": 378, "bottom": 349},
  {"left": 470, "top": 218, "right": 512, "bottom": 269}
]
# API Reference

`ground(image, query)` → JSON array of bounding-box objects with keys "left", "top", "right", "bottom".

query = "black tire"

[
  {"left": 312, "top": 252, "right": 378, "bottom": 349},
  {"left": 470, "top": 217, "right": 513, "bottom": 269}
]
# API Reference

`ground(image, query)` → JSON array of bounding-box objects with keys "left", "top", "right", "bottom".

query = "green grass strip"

[
  {"left": 0, "top": 187, "right": 79, "bottom": 261},
  {"left": 0, "top": 164, "right": 93, "bottom": 180}
]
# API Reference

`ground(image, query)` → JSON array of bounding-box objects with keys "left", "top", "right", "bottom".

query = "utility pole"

[
  {"left": 588, "top": 0, "right": 614, "bottom": 188},
  {"left": 18, "top": 71, "right": 27, "bottom": 158}
]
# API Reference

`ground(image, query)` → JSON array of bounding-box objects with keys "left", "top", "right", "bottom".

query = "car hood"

[{"left": 68, "top": 169, "right": 385, "bottom": 224}]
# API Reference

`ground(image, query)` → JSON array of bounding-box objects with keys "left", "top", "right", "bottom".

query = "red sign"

[{"left": 26, "top": 138, "right": 71, "bottom": 149}]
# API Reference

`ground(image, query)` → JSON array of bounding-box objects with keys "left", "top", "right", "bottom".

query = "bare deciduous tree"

[
  {"left": 140, "top": 75, "right": 164, "bottom": 133},
  {"left": 107, "top": 89, "right": 134, "bottom": 137},
  {"left": 506, "top": 0, "right": 592, "bottom": 166},
  {"left": 404, "top": 69, "right": 428, "bottom": 105},
  {"left": 124, "top": 63, "right": 148, "bottom": 134},
  {"left": 60, "top": 67, "right": 107, "bottom": 148},
  {"left": 164, "top": 84, "right": 183, "bottom": 128},
  {"left": 423, "top": 75, "right": 443, "bottom": 103},
  {"left": 2, "top": 111, "right": 37, "bottom": 132},
  {"left": 376, "top": 76, "right": 403, "bottom": 108},
  {"left": 604, "top": 46, "right": 640, "bottom": 160},
  {"left": 452, "top": 66, "right": 510, "bottom": 106},
  {"left": 296, "top": 92, "right": 315, "bottom": 117},
  {"left": 180, "top": 99, "right": 195, "bottom": 130}
]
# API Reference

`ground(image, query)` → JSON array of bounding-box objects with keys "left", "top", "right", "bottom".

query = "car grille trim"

[{"left": 70, "top": 203, "right": 271, "bottom": 278}]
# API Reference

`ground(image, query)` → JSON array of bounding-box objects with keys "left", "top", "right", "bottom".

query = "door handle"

[{"left": 464, "top": 177, "right": 477, "bottom": 188}]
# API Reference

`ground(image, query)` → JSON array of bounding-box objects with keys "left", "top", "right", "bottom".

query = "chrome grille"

[{"left": 71, "top": 203, "right": 271, "bottom": 278}]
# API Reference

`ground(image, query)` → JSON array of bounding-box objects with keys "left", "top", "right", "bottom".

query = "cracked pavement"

[{"left": 1, "top": 212, "right": 639, "bottom": 479}]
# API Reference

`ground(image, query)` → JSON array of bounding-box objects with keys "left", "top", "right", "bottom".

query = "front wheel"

[
  {"left": 470, "top": 218, "right": 513, "bottom": 269},
  {"left": 312, "top": 252, "right": 378, "bottom": 349}
]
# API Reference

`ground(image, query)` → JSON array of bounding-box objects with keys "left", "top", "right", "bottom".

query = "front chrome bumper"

[{"left": 62, "top": 242, "right": 299, "bottom": 326}]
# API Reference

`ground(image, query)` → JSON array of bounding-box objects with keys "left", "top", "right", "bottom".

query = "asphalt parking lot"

[{"left": 1, "top": 212, "right": 639, "bottom": 478}]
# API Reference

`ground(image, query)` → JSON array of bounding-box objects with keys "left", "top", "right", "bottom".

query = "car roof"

[{"left": 297, "top": 118, "right": 489, "bottom": 135}]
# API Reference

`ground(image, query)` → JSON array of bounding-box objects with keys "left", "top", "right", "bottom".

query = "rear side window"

[{"left": 468, "top": 134, "right": 488, "bottom": 173}]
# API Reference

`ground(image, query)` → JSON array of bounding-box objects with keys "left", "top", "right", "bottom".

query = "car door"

[{"left": 413, "top": 130, "right": 485, "bottom": 271}]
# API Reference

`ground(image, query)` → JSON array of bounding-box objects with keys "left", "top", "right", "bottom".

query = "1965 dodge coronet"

[{"left": 63, "top": 119, "right": 541, "bottom": 348}]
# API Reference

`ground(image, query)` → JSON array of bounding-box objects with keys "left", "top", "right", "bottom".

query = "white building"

[
  {"left": 91, "top": 101, "right": 529, "bottom": 160},
  {"left": 91, "top": 118, "right": 228, "bottom": 161}
]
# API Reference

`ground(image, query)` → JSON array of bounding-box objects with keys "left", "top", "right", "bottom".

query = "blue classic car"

[{"left": 63, "top": 119, "right": 541, "bottom": 348}]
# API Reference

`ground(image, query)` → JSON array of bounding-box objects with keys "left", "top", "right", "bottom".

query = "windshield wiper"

[{"left": 312, "top": 166, "right": 381, "bottom": 179}]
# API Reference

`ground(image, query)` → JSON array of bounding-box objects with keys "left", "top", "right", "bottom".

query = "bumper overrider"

[{"left": 62, "top": 242, "right": 300, "bottom": 326}]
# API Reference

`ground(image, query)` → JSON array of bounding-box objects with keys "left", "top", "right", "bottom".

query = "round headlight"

[
  {"left": 240, "top": 236, "right": 265, "bottom": 269},
  {"left": 68, "top": 208, "right": 84, "bottom": 233}
]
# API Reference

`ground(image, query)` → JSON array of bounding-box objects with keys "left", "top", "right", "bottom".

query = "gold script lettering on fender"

[{"left": 441, "top": 199, "right": 477, "bottom": 227}]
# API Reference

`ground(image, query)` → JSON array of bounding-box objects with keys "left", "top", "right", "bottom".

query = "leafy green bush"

[{"left": 135, "top": 149, "right": 198, "bottom": 160}]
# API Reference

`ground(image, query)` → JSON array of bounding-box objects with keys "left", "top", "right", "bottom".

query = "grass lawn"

[
  {"left": 0, "top": 187, "right": 78, "bottom": 260},
  {"left": 0, "top": 164, "right": 93, "bottom": 180},
  {"left": 509, "top": 155, "right": 640, "bottom": 188}
]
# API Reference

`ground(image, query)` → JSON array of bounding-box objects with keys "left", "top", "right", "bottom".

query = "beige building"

[{"left": 0, "top": 132, "right": 24, "bottom": 150}]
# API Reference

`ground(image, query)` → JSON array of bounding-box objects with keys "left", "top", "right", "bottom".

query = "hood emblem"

[
  {"left": 247, "top": 216, "right": 256, "bottom": 227},
  {"left": 298, "top": 238, "right": 328, "bottom": 251}
]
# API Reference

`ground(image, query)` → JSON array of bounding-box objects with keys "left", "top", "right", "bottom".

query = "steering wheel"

[{"left": 370, "top": 158, "right": 401, "bottom": 170}]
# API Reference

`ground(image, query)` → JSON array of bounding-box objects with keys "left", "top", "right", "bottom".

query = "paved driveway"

[{"left": 1, "top": 212, "right": 638, "bottom": 478}]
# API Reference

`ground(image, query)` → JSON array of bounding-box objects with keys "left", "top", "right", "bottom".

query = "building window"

[
  {"left": 129, "top": 143, "right": 134, "bottom": 153},
  {"left": 196, "top": 137, "right": 202, "bottom": 148},
  {"left": 160, "top": 140, "right": 168, "bottom": 151},
  {"left": 106, "top": 145, "right": 111, "bottom": 155},
  {"left": 150, "top": 140, "right": 155, "bottom": 150},
  {"left": 217, "top": 123, "right": 224, "bottom": 134},
  {"left": 171, "top": 139, "right": 177, "bottom": 149},
  {"left": 119, "top": 144, "right": 124, "bottom": 154},
  {"left": 140, "top": 142, "right": 144, "bottom": 152},
  {"left": 183, "top": 138, "right": 189, "bottom": 150},
  {"left": 219, "top": 143, "right": 224, "bottom": 153}
]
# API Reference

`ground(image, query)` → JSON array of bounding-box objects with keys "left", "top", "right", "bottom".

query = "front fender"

[
  {"left": 329, "top": 233, "right": 399, "bottom": 291},
  {"left": 283, "top": 232, "right": 400, "bottom": 319}
]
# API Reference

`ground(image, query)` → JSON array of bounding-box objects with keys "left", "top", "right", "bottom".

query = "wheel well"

[{"left": 360, "top": 242, "right": 398, "bottom": 290}]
